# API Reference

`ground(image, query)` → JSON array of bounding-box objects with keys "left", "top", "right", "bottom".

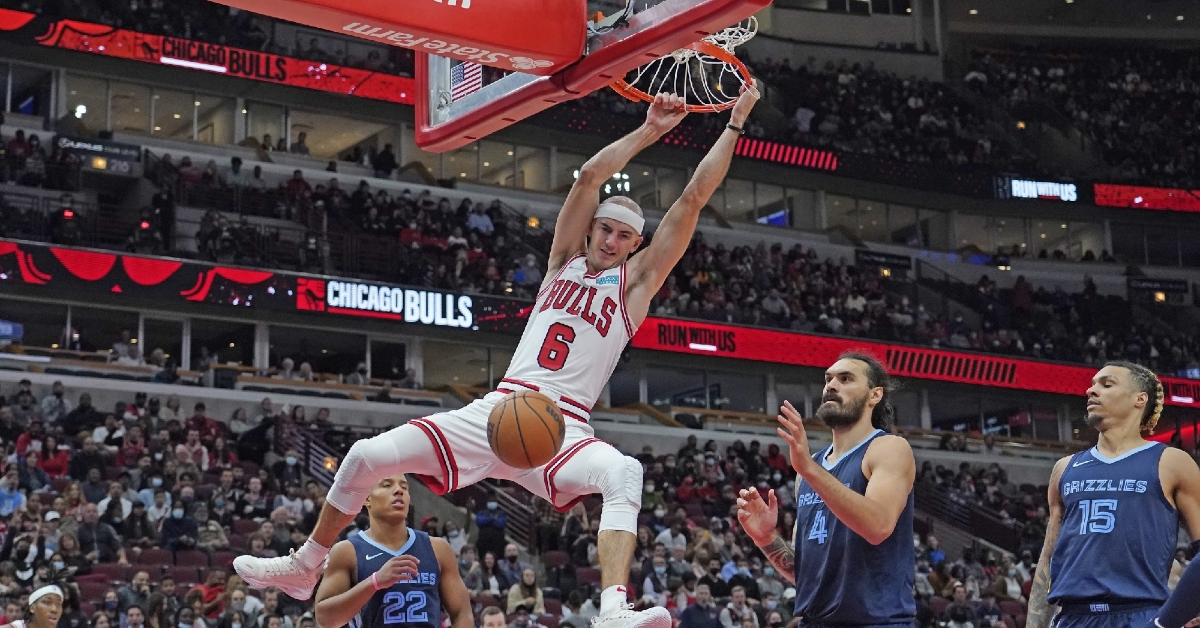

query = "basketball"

[{"left": 487, "top": 391, "right": 567, "bottom": 469}]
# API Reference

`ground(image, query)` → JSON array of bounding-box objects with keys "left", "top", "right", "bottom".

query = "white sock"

[
  {"left": 600, "top": 585, "right": 628, "bottom": 615},
  {"left": 296, "top": 538, "right": 330, "bottom": 570}
]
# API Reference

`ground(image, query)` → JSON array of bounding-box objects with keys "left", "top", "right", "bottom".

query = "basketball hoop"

[{"left": 609, "top": 17, "right": 757, "bottom": 113}]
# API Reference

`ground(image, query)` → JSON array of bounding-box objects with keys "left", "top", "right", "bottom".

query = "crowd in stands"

[
  {"left": 23, "top": 0, "right": 415, "bottom": 77},
  {"left": 652, "top": 234, "right": 1200, "bottom": 378},
  {"left": 0, "top": 376, "right": 350, "bottom": 628},
  {"left": 966, "top": 48, "right": 1200, "bottom": 190},
  {"left": 155, "top": 154, "right": 549, "bottom": 298}
]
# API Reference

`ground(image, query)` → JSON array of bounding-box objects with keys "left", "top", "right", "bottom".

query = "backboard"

[{"left": 416, "top": 0, "right": 771, "bottom": 152}]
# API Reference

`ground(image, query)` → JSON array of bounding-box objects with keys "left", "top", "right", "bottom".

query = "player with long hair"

[
  {"left": 1027, "top": 362, "right": 1200, "bottom": 628},
  {"left": 238, "top": 84, "right": 759, "bottom": 628},
  {"left": 738, "top": 352, "right": 917, "bottom": 628}
]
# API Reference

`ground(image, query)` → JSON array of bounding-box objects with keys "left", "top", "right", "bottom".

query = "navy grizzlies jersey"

[
  {"left": 793, "top": 429, "right": 915, "bottom": 626},
  {"left": 349, "top": 529, "right": 442, "bottom": 628},
  {"left": 1049, "top": 442, "right": 1177, "bottom": 605}
]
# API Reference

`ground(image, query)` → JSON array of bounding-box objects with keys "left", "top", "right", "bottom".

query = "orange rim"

[{"left": 608, "top": 39, "right": 754, "bottom": 113}]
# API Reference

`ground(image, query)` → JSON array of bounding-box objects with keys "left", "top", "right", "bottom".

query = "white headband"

[
  {"left": 594, "top": 202, "right": 644, "bottom": 235},
  {"left": 29, "top": 585, "right": 63, "bottom": 606}
]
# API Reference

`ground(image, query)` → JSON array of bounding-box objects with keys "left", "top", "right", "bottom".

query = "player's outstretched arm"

[
  {"left": 545, "top": 93, "right": 688, "bottom": 276},
  {"left": 1027, "top": 457, "right": 1068, "bottom": 628},
  {"left": 1144, "top": 557, "right": 1200, "bottom": 628},
  {"left": 433, "top": 538, "right": 474, "bottom": 628},
  {"left": 775, "top": 402, "right": 914, "bottom": 545},
  {"left": 626, "top": 82, "right": 759, "bottom": 310},
  {"left": 314, "top": 542, "right": 420, "bottom": 628},
  {"left": 737, "top": 486, "right": 798, "bottom": 585}
]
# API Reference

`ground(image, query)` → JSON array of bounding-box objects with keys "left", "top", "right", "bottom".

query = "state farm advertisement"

[{"left": 0, "top": 8, "right": 414, "bottom": 105}]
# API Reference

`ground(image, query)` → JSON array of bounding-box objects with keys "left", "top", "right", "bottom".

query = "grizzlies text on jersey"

[
  {"left": 1049, "top": 442, "right": 1177, "bottom": 606},
  {"left": 793, "top": 429, "right": 915, "bottom": 627},
  {"left": 349, "top": 529, "right": 442, "bottom": 628}
]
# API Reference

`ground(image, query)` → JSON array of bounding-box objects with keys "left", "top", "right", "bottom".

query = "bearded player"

[
  {"left": 737, "top": 352, "right": 917, "bottom": 628},
  {"left": 237, "top": 84, "right": 759, "bottom": 628},
  {"left": 314, "top": 474, "right": 472, "bottom": 628},
  {"left": 1027, "top": 362, "right": 1200, "bottom": 628}
]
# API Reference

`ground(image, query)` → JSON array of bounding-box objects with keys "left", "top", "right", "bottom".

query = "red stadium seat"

[
  {"left": 543, "top": 551, "right": 570, "bottom": 570},
  {"left": 137, "top": 548, "right": 172, "bottom": 565},
  {"left": 929, "top": 597, "right": 949, "bottom": 619},
  {"left": 577, "top": 568, "right": 601, "bottom": 585},
  {"left": 1003, "top": 616, "right": 1016, "bottom": 628},
  {"left": 175, "top": 550, "right": 210, "bottom": 567},
  {"left": 1016, "top": 614, "right": 1026, "bottom": 628},
  {"left": 211, "top": 552, "right": 238, "bottom": 569},
  {"left": 170, "top": 566, "right": 200, "bottom": 587},
  {"left": 78, "top": 581, "right": 108, "bottom": 603},
  {"left": 476, "top": 594, "right": 499, "bottom": 609},
  {"left": 544, "top": 599, "right": 562, "bottom": 616},
  {"left": 90, "top": 563, "right": 129, "bottom": 583},
  {"left": 233, "top": 519, "right": 259, "bottom": 535},
  {"left": 540, "top": 615, "right": 559, "bottom": 628},
  {"left": 1000, "top": 601, "right": 1024, "bottom": 617}
]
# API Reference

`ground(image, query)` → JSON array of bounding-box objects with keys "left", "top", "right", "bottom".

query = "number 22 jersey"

[
  {"left": 348, "top": 528, "right": 442, "bottom": 628},
  {"left": 1048, "top": 442, "right": 1177, "bottom": 605},
  {"left": 501, "top": 254, "right": 635, "bottom": 422}
]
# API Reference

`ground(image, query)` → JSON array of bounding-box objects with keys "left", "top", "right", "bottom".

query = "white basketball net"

[{"left": 616, "top": 17, "right": 757, "bottom": 110}]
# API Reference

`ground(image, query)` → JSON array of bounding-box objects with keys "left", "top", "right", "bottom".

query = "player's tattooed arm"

[
  {"left": 759, "top": 534, "right": 798, "bottom": 585},
  {"left": 1028, "top": 457, "right": 1069, "bottom": 628}
]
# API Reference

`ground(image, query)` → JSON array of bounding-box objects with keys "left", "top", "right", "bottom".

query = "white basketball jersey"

[{"left": 500, "top": 254, "right": 635, "bottom": 424}]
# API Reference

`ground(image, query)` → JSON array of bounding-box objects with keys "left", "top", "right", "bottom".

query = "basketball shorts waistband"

[
  {"left": 1057, "top": 601, "right": 1161, "bottom": 615},
  {"left": 494, "top": 378, "right": 591, "bottom": 423}
]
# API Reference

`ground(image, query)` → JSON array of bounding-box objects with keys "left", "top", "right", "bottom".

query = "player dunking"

[
  {"left": 314, "top": 475, "right": 472, "bottom": 628},
  {"left": 737, "top": 353, "right": 917, "bottom": 628},
  {"left": 237, "top": 84, "right": 759, "bottom": 628},
  {"left": 1027, "top": 362, "right": 1200, "bottom": 628}
]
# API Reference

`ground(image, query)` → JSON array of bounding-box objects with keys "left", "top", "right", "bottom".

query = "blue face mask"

[
  {"left": 738, "top": 568, "right": 751, "bottom": 577},
  {"left": 172, "top": 509, "right": 184, "bottom": 519},
  {"left": 286, "top": 456, "right": 297, "bottom": 466},
  {"left": 764, "top": 568, "right": 775, "bottom": 577},
  {"left": 214, "top": 499, "right": 225, "bottom": 508},
  {"left": 654, "top": 566, "right": 666, "bottom": 575},
  {"left": 486, "top": 502, "right": 498, "bottom": 510},
  {"left": 151, "top": 478, "right": 163, "bottom": 487}
]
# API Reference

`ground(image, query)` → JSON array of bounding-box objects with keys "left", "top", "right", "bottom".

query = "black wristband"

[{"left": 726, "top": 123, "right": 745, "bottom": 135}]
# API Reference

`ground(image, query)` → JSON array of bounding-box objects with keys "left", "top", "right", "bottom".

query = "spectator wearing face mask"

[
  {"left": 270, "top": 451, "right": 304, "bottom": 487},
  {"left": 39, "top": 381, "right": 72, "bottom": 425},
  {"left": 443, "top": 520, "right": 468, "bottom": 556},
  {"left": 345, "top": 361, "right": 369, "bottom": 386},
  {"left": 642, "top": 479, "right": 666, "bottom": 513},
  {"left": 757, "top": 563, "right": 785, "bottom": 601},
  {"left": 475, "top": 500, "right": 507, "bottom": 560},
  {"left": 642, "top": 555, "right": 672, "bottom": 607},
  {"left": 160, "top": 504, "right": 198, "bottom": 550},
  {"left": 498, "top": 544, "right": 531, "bottom": 590}
]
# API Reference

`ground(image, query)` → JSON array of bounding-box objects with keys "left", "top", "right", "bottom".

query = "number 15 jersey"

[
  {"left": 1048, "top": 442, "right": 1177, "bottom": 605},
  {"left": 502, "top": 254, "right": 635, "bottom": 423}
]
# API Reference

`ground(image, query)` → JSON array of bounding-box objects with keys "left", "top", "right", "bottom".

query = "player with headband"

[
  {"left": 237, "top": 83, "right": 759, "bottom": 628},
  {"left": 1027, "top": 362, "right": 1200, "bottom": 628},
  {"left": 3, "top": 585, "right": 64, "bottom": 628}
]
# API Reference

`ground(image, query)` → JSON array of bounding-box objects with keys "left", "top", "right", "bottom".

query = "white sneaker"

[
  {"left": 591, "top": 604, "right": 672, "bottom": 628},
  {"left": 233, "top": 551, "right": 320, "bottom": 600}
]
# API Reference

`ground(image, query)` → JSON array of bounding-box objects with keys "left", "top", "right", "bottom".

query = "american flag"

[{"left": 451, "top": 62, "right": 483, "bottom": 102}]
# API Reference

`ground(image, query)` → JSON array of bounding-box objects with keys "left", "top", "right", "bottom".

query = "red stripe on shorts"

[
  {"left": 543, "top": 437, "right": 601, "bottom": 506},
  {"left": 561, "top": 409, "right": 589, "bottom": 424},
  {"left": 501, "top": 378, "right": 540, "bottom": 391},
  {"left": 408, "top": 418, "right": 452, "bottom": 495},
  {"left": 560, "top": 396, "right": 590, "bottom": 413}
]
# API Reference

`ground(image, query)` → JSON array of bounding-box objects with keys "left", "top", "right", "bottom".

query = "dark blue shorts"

[{"left": 1053, "top": 604, "right": 1159, "bottom": 628}]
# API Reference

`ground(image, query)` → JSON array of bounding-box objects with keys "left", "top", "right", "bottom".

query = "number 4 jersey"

[
  {"left": 793, "top": 429, "right": 916, "bottom": 626},
  {"left": 349, "top": 528, "right": 441, "bottom": 628},
  {"left": 1049, "top": 442, "right": 1178, "bottom": 606},
  {"left": 501, "top": 254, "right": 635, "bottom": 422}
]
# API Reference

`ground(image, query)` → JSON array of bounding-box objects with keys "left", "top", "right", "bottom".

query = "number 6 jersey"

[
  {"left": 349, "top": 528, "right": 441, "bottom": 628},
  {"left": 500, "top": 254, "right": 635, "bottom": 423},
  {"left": 1049, "top": 442, "right": 1177, "bottom": 606}
]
